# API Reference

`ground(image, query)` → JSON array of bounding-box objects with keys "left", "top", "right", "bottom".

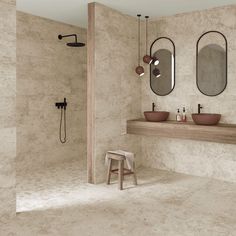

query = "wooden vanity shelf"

[{"left": 127, "top": 119, "right": 236, "bottom": 145}]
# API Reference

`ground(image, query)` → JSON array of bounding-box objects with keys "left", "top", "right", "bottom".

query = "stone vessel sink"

[
  {"left": 192, "top": 113, "right": 221, "bottom": 125},
  {"left": 144, "top": 111, "right": 169, "bottom": 122}
]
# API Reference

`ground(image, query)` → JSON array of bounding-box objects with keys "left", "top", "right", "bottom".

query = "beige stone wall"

[
  {"left": 92, "top": 3, "right": 142, "bottom": 183},
  {"left": 16, "top": 12, "right": 87, "bottom": 172},
  {"left": 0, "top": 0, "right": 16, "bottom": 220},
  {"left": 141, "top": 5, "right": 236, "bottom": 182}
]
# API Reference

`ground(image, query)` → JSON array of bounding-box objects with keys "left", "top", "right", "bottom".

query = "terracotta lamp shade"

[
  {"left": 153, "top": 68, "right": 161, "bottom": 78},
  {"left": 135, "top": 65, "right": 145, "bottom": 77},
  {"left": 143, "top": 55, "right": 153, "bottom": 64}
]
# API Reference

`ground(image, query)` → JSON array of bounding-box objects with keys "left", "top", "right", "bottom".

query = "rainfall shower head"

[
  {"left": 58, "top": 34, "right": 85, "bottom": 47},
  {"left": 67, "top": 42, "right": 85, "bottom": 47}
]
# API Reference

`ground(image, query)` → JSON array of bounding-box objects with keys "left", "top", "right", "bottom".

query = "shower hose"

[{"left": 59, "top": 107, "right": 66, "bottom": 143}]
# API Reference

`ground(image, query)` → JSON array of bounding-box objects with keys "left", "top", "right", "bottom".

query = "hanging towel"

[{"left": 105, "top": 150, "right": 135, "bottom": 171}]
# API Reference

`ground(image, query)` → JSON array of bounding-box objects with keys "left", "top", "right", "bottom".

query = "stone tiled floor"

[
  {"left": 16, "top": 160, "right": 88, "bottom": 212},
  {"left": 1, "top": 161, "right": 236, "bottom": 235}
]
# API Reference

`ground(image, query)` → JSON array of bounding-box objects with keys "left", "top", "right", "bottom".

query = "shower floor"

[
  {"left": 12, "top": 161, "right": 236, "bottom": 235},
  {"left": 16, "top": 159, "right": 87, "bottom": 212}
]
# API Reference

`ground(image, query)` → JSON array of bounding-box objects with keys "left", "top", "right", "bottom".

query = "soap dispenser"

[
  {"left": 176, "top": 109, "right": 182, "bottom": 122},
  {"left": 182, "top": 107, "right": 187, "bottom": 122}
]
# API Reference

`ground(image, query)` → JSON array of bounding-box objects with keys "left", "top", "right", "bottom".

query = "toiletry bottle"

[
  {"left": 182, "top": 107, "right": 187, "bottom": 122},
  {"left": 176, "top": 109, "right": 182, "bottom": 122}
]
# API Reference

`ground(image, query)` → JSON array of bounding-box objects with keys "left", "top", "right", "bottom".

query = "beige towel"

[{"left": 105, "top": 150, "right": 135, "bottom": 171}]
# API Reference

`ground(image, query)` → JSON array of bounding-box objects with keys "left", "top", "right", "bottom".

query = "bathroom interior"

[{"left": 1, "top": 0, "right": 236, "bottom": 235}]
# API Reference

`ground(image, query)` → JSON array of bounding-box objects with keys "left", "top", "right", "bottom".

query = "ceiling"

[{"left": 16, "top": 0, "right": 236, "bottom": 28}]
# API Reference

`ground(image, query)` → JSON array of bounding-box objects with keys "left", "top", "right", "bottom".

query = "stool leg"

[
  {"left": 106, "top": 158, "right": 112, "bottom": 185},
  {"left": 133, "top": 162, "right": 138, "bottom": 185},
  {"left": 118, "top": 160, "right": 124, "bottom": 190}
]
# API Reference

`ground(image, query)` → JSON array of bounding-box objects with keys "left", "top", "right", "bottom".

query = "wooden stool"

[{"left": 106, "top": 151, "right": 137, "bottom": 190}]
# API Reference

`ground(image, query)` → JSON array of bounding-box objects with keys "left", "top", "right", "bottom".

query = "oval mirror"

[
  {"left": 150, "top": 37, "right": 175, "bottom": 96},
  {"left": 196, "top": 31, "right": 227, "bottom": 96}
]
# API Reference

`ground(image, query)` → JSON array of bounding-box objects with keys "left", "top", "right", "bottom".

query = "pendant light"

[
  {"left": 153, "top": 68, "right": 161, "bottom": 78},
  {"left": 143, "top": 16, "right": 153, "bottom": 64},
  {"left": 143, "top": 16, "right": 159, "bottom": 66},
  {"left": 135, "top": 14, "right": 144, "bottom": 77},
  {"left": 153, "top": 57, "right": 160, "bottom": 66}
]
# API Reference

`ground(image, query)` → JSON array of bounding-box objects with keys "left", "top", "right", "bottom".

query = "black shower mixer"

[{"left": 55, "top": 98, "right": 67, "bottom": 110}]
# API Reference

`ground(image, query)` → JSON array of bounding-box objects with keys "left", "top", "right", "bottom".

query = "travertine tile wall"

[
  {"left": 142, "top": 5, "right": 236, "bottom": 182},
  {"left": 0, "top": 0, "right": 16, "bottom": 220},
  {"left": 16, "top": 12, "right": 87, "bottom": 172},
  {"left": 92, "top": 3, "right": 142, "bottom": 183}
]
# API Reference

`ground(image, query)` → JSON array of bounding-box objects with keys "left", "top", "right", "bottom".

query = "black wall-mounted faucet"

[
  {"left": 198, "top": 104, "right": 203, "bottom": 114},
  {"left": 152, "top": 102, "right": 156, "bottom": 111},
  {"left": 55, "top": 98, "right": 67, "bottom": 110},
  {"left": 55, "top": 98, "right": 67, "bottom": 144}
]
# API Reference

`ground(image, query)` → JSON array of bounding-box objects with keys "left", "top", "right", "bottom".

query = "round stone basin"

[
  {"left": 144, "top": 111, "right": 169, "bottom": 122},
  {"left": 192, "top": 113, "right": 221, "bottom": 125}
]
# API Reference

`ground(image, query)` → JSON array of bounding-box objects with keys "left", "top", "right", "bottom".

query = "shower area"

[{"left": 16, "top": 12, "right": 87, "bottom": 212}]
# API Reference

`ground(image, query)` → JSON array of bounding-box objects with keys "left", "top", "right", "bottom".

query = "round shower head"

[
  {"left": 58, "top": 34, "right": 85, "bottom": 47},
  {"left": 67, "top": 42, "right": 86, "bottom": 47}
]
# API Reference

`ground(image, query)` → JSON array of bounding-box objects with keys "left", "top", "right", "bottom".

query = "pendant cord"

[
  {"left": 137, "top": 14, "right": 141, "bottom": 66},
  {"left": 145, "top": 16, "right": 148, "bottom": 54}
]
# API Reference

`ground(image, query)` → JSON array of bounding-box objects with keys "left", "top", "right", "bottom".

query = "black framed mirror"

[
  {"left": 196, "top": 31, "right": 227, "bottom": 96},
  {"left": 150, "top": 37, "right": 175, "bottom": 96}
]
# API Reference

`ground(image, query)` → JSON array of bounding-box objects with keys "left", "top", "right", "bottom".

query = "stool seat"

[
  {"left": 106, "top": 151, "right": 137, "bottom": 190},
  {"left": 107, "top": 151, "right": 126, "bottom": 161}
]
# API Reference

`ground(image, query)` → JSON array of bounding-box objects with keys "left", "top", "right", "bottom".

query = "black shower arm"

[{"left": 59, "top": 34, "right": 78, "bottom": 42}]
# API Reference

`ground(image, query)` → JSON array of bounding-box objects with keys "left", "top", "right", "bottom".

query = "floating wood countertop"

[{"left": 127, "top": 119, "right": 236, "bottom": 145}]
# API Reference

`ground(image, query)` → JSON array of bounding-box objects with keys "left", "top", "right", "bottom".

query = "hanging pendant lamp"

[
  {"left": 153, "top": 68, "right": 161, "bottom": 78},
  {"left": 135, "top": 14, "right": 144, "bottom": 77},
  {"left": 153, "top": 57, "right": 160, "bottom": 66},
  {"left": 143, "top": 16, "right": 159, "bottom": 66},
  {"left": 143, "top": 16, "right": 153, "bottom": 65}
]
